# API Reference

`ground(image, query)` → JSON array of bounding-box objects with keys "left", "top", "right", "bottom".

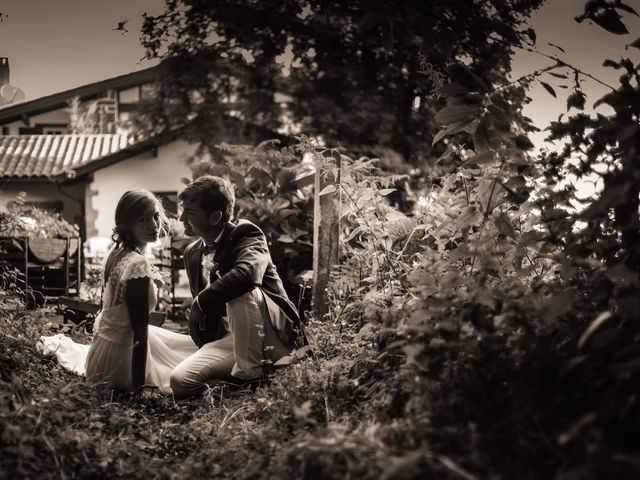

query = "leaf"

[
  {"left": 567, "top": 90, "right": 586, "bottom": 111},
  {"left": 446, "top": 63, "right": 490, "bottom": 92},
  {"left": 278, "top": 234, "right": 295, "bottom": 243},
  {"left": 593, "top": 91, "right": 629, "bottom": 113},
  {"left": 602, "top": 58, "right": 621, "bottom": 69},
  {"left": 486, "top": 104, "right": 511, "bottom": 132},
  {"left": 377, "top": 188, "right": 396, "bottom": 196},
  {"left": 495, "top": 212, "right": 516, "bottom": 238},
  {"left": 344, "top": 226, "right": 364, "bottom": 242},
  {"left": 547, "top": 42, "right": 565, "bottom": 53},
  {"left": 629, "top": 36, "right": 640, "bottom": 49},
  {"left": 438, "top": 82, "right": 468, "bottom": 97},
  {"left": 432, "top": 128, "right": 448, "bottom": 146},
  {"left": 319, "top": 184, "right": 337, "bottom": 196},
  {"left": 578, "top": 311, "right": 613, "bottom": 349},
  {"left": 513, "top": 134, "right": 535, "bottom": 150},
  {"left": 466, "top": 150, "right": 496, "bottom": 165},
  {"left": 615, "top": 2, "right": 639, "bottom": 17},
  {"left": 434, "top": 104, "right": 480, "bottom": 125},
  {"left": 472, "top": 115, "right": 492, "bottom": 152},
  {"left": 525, "top": 27, "right": 536, "bottom": 44},
  {"left": 540, "top": 81, "right": 557, "bottom": 98},
  {"left": 547, "top": 72, "right": 568, "bottom": 79},
  {"left": 593, "top": 8, "right": 629, "bottom": 35}
]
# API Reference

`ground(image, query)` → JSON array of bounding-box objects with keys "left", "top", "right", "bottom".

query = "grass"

[
  {"left": 0, "top": 295, "right": 395, "bottom": 480},
  {"left": 3, "top": 289, "right": 639, "bottom": 480}
]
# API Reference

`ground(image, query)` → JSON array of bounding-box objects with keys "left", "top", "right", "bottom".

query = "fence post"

[{"left": 312, "top": 153, "right": 341, "bottom": 319}]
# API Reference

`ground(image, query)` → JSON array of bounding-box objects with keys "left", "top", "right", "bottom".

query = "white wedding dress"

[{"left": 38, "top": 251, "right": 197, "bottom": 393}]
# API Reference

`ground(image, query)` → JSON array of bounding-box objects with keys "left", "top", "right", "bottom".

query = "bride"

[{"left": 39, "top": 189, "right": 197, "bottom": 393}]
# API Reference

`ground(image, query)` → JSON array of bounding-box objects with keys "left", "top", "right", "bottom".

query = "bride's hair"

[{"left": 111, "top": 189, "right": 168, "bottom": 250}]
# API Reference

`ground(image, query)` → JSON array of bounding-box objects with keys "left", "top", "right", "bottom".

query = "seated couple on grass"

[{"left": 40, "top": 176, "right": 306, "bottom": 397}]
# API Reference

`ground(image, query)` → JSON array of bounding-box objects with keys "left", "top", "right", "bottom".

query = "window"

[
  {"left": 41, "top": 125, "right": 68, "bottom": 135},
  {"left": 118, "top": 87, "right": 140, "bottom": 104},
  {"left": 1, "top": 126, "right": 9, "bottom": 135}
]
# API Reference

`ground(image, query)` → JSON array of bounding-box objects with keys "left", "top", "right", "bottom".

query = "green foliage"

[
  {"left": 188, "top": 141, "right": 315, "bottom": 308},
  {"left": 138, "top": 0, "right": 543, "bottom": 163},
  {"left": 3, "top": 3, "right": 640, "bottom": 480},
  {"left": 285, "top": 4, "right": 640, "bottom": 477},
  {"left": 0, "top": 192, "right": 79, "bottom": 238},
  {"left": 65, "top": 96, "right": 100, "bottom": 134}
]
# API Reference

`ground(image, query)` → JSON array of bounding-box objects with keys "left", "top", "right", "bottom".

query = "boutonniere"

[{"left": 201, "top": 253, "right": 215, "bottom": 272}]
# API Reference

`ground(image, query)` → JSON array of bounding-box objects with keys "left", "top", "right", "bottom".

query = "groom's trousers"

[{"left": 169, "top": 287, "right": 293, "bottom": 397}]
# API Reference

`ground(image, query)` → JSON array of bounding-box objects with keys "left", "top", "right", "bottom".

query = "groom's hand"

[{"left": 188, "top": 300, "right": 206, "bottom": 347}]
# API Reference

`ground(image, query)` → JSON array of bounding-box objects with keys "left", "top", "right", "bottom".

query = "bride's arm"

[{"left": 126, "top": 277, "right": 151, "bottom": 389}]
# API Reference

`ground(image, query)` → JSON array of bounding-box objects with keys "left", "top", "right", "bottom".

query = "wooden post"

[{"left": 312, "top": 153, "right": 341, "bottom": 319}]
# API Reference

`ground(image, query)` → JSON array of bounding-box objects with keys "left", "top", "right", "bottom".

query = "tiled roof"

[{"left": 0, "top": 134, "right": 133, "bottom": 178}]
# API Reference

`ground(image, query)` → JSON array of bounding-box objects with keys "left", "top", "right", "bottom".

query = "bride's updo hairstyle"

[{"left": 111, "top": 189, "right": 168, "bottom": 249}]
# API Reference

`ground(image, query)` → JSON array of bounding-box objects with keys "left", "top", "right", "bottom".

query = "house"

[
  {"left": 0, "top": 59, "right": 202, "bottom": 255},
  {"left": 0, "top": 58, "right": 303, "bottom": 255}
]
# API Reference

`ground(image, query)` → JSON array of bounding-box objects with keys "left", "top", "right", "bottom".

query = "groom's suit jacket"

[{"left": 183, "top": 219, "right": 306, "bottom": 346}]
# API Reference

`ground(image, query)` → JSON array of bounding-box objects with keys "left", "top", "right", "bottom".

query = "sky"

[
  {"left": 0, "top": 0, "right": 638, "bottom": 135},
  {"left": 0, "top": 0, "right": 165, "bottom": 99}
]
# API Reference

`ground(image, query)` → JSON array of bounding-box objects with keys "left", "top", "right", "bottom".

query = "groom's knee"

[{"left": 169, "top": 367, "right": 198, "bottom": 398}]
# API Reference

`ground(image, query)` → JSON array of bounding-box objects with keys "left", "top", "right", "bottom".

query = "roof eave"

[{"left": 0, "top": 65, "right": 162, "bottom": 124}]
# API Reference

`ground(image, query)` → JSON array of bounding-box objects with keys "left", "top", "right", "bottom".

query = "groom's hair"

[{"left": 179, "top": 175, "right": 235, "bottom": 222}]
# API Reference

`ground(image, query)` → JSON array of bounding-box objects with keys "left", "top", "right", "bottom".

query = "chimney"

[{"left": 0, "top": 57, "right": 9, "bottom": 87}]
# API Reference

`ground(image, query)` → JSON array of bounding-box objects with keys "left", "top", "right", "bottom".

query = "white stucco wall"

[{"left": 89, "top": 139, "right": 197, "bottom": 239}]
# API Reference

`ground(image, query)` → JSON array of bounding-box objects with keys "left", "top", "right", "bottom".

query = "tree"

[
  {"left": 138, "top": 0, "right": 544, "bottom": 164},
  {"left": 66, "top": 97, "right": 99, "bottom": 134}
]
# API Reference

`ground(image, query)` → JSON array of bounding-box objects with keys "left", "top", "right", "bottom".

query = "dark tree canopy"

[{"left": 139, "top": 0, "right": 544, "bottom": 163}]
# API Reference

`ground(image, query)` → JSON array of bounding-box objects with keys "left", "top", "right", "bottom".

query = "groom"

[{"left": 169, "top": 175, "right": 306, "bottom": 397}]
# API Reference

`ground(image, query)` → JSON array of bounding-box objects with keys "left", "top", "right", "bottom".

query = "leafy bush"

[
  {"left": 189, "top": 141, "right": 315, "bottom": 310},
  {"left": 0, "top": 192, "right": 79, "bottom": 238}
]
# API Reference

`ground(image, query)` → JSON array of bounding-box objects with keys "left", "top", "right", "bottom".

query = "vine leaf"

[
  {"left": 495, "top": 212, "right": 516, "bottom": 239},
  {"left": 540, "top": 81, "right": 557, "bottom": 98},
  {"left": 592, "top": 8, "right": 629, "bottom": 35},
  {"left": 319, "top": 185, "right": 337, "bottom": 196},
  {"left": 615, "top": 2, "right": 639, "bottom": 17},
  {"left": 567, "top": 90, "right": 587, "bottom": 111},
  {"left": 432, "top": 128, "right": 448, "bottom": 146},
  {"left": 547, "top": 42, "right": 565, "bottom": 53},
  {"left": 629, "top": 37, "right": 640, "bottom": 49},
  {"left": 547, "top": 72, "right": 568, "bottom": 79},
  {"left": 434, "top": 105, "right": 480, "bottom": 125},
  {"left": 446, "top": 63, "right": 490, "bottom": 92},
  {"left": 514, "top": 134, "right": 535, "bottom": 150}
]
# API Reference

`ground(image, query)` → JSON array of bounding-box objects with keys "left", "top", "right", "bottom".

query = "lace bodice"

[
  {"left": 93, "top": 251, "right": 165, "bottom": 345},
  {"left": 102, "top": 251, "right": 164, "bottom": 308}
]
